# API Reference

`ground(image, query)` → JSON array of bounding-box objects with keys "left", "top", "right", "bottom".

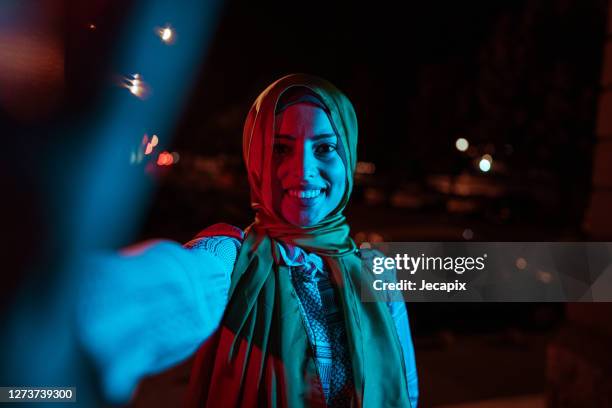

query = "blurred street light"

[{"left": 455, "top": 138, "right": 469, "bottom": 152}]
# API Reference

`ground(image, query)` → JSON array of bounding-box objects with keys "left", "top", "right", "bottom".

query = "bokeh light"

[
  {"left": 157, "top": 151, "right": 176, "bottom": 166},
  {"left": 479, "top": 155, "right": 492, "bottom": 172},
  {"left": 462, "top": 228, "right": 474, "bottom": 240},
  {"left": 121, "top": 73, "right": 149, "bottom": 99},
  {"left": 455, "top": 138, "right": 469, "bottom": 152},
  {"left": 157, "top": 25, "right": 175, "bottom": 44},
  {"left": 356, "top": 161, "right": 376, "bottom": 175}
]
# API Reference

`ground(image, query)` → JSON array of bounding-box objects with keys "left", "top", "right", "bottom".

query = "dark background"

[{"left": 139, "top": 0, "right": 605, "bottom": 243}]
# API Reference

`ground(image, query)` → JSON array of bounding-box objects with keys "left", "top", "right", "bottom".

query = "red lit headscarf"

[{"left": 243, "top": 74, "right": 357, "bottom": 255}]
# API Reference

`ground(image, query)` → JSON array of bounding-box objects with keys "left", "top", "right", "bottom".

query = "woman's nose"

[{"left": 292, "top": 145, "right": 317, "bottom": 180}]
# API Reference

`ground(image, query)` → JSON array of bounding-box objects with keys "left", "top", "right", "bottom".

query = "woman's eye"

[
  {"left": 315, "top": 143, "right": 337, "bottom": 155},
  {"left": 273, "top": 144, "right": 291, "bottom": 156}
]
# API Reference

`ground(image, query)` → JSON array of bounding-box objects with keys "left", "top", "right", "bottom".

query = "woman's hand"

[{"left": 75, "top": 240, "right": 230, "bottom": 403}]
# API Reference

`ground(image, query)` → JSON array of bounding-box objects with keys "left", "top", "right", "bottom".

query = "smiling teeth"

[{"left": 288, "top": 189, "right": 322, "bottom": 199}]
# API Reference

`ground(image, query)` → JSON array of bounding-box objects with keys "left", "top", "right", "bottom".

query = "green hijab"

[{"left": 186, "top": 74, "right": 411, "bottom": 407}]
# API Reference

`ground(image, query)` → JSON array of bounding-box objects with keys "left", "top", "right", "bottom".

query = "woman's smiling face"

[{"left": 272, "top": 103, "right": 346, "bottom": 227}]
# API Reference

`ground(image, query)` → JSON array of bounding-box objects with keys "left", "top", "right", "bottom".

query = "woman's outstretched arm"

[{"left": 75, "top": 236, "right": 239, "bottom": 404}]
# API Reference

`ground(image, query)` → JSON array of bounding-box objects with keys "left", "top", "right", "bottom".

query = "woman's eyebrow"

[
  {"left": 274, "top": 133, "right": 336, "bottom": 141},
  {"left": 275, "top": 134, "right": 295, "bottom": 141},
  {"left": 311, "top": 133, "right": 336, "bottom": 141}
]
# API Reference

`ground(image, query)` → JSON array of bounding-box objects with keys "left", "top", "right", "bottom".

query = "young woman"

[
  {"left": 77, "top": 74, "right": 418, "bottom": 407},
  {"left": 184, "top": 74, "right": 418, "bottom": 407}
]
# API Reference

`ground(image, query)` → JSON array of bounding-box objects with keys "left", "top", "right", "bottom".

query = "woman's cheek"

[
  {"left": 326, "top": 159, "right": 346, "bottom": 206},
  {"left": 272, "top": 163, "right": 288, "bottom": 211},
  {"left": 330, "top": 158, "right": 346, "bottom": 186}
]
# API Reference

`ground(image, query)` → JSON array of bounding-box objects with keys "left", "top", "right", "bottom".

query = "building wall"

[
  {"left": 548, "top": 5, "right": 612, "bottom": 406},
  {"left": 585, "top": 2, "right": 612, "bottom": 239}
]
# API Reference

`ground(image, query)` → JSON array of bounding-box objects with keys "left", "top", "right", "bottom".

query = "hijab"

[{"left": 186, "top": 74, "right": 411, "bottom": 407}]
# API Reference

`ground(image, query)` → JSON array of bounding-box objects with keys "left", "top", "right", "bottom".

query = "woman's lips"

[{"left": 284, "top": 188, "right": 326, "bottom": 207}]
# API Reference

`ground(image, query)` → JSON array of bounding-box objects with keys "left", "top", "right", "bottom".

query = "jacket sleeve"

[
  {"left": 75, "top": 235, "right": 240, "bottom": 404},
  {"left": 387, "top": 301, "right": 419, "bottom": 408},
  {"left": 360, "top": 247, "right": 419, "bottom": 407}
]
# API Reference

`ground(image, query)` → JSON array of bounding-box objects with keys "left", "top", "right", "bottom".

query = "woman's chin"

[{"left": 282, "top": 210, "right": 321, "bottom": 228}]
